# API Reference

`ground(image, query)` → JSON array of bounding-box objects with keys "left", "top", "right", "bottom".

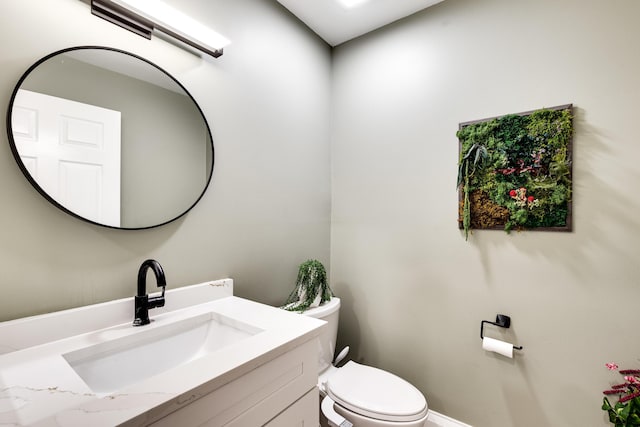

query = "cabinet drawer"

[{"left": 150, "top": 340, "right": 317, "bottom": 427}]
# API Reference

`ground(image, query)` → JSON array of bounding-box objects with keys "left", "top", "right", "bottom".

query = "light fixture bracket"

[
  {"left": 91, "top": 0, "right": 154, "bottom": 40},
  {"left": 90, "top": 0, "right": 225, "bottom": 58}
]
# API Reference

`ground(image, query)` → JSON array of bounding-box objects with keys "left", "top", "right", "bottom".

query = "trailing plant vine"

[
  {"left": 281, "top": 259, "right": 333, "bottom": 312},
  {"left": 457, "top": 143, "right": 489, "bottom": 240},
  {"left": 456, "top": 105, "right": 573, "bottom": 238}
]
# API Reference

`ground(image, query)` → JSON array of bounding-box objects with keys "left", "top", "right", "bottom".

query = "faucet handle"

[{"left": 148, "top": 286, "right": 165, "bottom": 309}]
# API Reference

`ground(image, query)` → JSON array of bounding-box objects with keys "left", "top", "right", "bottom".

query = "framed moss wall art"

[{"left": 456, "top": 104, "right": 573, "bottom": 240}]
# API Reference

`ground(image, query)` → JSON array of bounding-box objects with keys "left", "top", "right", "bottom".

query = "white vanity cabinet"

[{"left": 149, "top": 339, "right": 319, "bottom": 427}]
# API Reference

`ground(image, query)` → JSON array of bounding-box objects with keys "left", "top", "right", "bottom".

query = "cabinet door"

[
  {"left": 149, "top": 341, "right": 317, "bottom": 427},
  {"left": 264, "top": 388, "right": 318, "bottom": 427}
]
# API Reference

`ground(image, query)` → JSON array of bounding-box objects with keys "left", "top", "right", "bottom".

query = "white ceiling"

[{"left": 276, "top": 0, "right": 445, "bottom": 46}]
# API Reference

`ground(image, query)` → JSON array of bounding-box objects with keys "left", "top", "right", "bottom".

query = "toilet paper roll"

[{"left": 482, "top": 337, "right": 514, "bottom": 358}]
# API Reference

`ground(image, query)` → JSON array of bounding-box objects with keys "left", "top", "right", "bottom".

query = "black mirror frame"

[{"left": 6, "top": 46, "right": 214, "bottom": 230}]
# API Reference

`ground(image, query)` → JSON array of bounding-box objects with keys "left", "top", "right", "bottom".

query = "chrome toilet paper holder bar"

[{"left": 480, "top": 314, "right": 523, "bottom": 350}]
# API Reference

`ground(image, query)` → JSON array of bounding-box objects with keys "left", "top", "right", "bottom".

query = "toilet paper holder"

[{"left": 480, "top": 314, "right": 523, "bottom": 350}]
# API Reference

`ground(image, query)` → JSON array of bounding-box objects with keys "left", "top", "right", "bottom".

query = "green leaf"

[
  {"left": 604, "top": 397, "right": 614, "bottom": 411},
  {"left": 474, "top": 145, "right": 482, "bottom": 165},
  {"left": 462, "top": 144, "right": 477, "bottom": 160},
  {"left": 628, "top": 413, "right": 640, "bottom": 423},
  {"left": 621, "top": 402, "right": 632, "bottom": 418},
  {"left": 456, "top": 163, "right": 464, "bottom": 189}
]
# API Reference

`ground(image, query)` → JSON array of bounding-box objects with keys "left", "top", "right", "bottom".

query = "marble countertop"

[{"left": 0, "top": 292, "right": 325, "bottom": 426}]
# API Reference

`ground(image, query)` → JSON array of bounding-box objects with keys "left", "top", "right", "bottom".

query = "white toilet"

[{"left": 302, "top": 298, "right": 429, "bottom": 427}]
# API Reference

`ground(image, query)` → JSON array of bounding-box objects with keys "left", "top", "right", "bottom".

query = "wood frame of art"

[{"left": 457, "top": 104, "right": 573, "bottom": 239}]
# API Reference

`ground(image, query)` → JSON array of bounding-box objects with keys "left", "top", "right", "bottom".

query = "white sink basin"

[{"left": 63, "top": 311, "right": 262, "bottom": 395}]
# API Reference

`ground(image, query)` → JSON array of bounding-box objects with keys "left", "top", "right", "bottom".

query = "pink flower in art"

[{"left": 606, "top": 362, "right": 619, "bottom": 371}]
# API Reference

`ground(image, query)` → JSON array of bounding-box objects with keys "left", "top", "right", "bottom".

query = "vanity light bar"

[
  {"left": 90, "top": 0, "right": 229, "bottom": 58},
  {"left": 337, "top": 0, "right": 370, "bottom": 9}
]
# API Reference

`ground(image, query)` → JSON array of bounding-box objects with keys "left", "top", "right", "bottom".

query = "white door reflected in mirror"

[{"left": 12, "top": 89, "right": 121, "bottom": 227}]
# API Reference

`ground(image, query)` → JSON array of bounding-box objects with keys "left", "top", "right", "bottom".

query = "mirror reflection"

[{"left": 7, "top": 46, "right": 214, "bottom": 229}]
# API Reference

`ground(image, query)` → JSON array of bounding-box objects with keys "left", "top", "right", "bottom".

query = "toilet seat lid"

[{"left": 326, "top": 361, "right": 428, "bottom": 422}]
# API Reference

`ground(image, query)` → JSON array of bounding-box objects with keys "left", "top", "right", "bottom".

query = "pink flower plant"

[{"left": 602, "top": 363, "right": 640, "bottom": 426}]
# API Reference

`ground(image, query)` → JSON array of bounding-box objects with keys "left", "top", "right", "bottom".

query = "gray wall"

[
  {"left": 0, "top": 0, "right": 331, "bottom": 319},
  {"left": 330, "top": 0, "right": 640, "bottom": 426}
]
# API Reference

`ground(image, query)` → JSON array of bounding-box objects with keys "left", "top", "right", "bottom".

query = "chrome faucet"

[{"left": 133, "top": 259, "right": 166, "bottom": 326}]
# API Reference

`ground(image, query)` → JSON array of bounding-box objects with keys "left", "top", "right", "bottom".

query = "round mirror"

[{"left": 7, "top": 46, "right": 214, "bottom": 229}]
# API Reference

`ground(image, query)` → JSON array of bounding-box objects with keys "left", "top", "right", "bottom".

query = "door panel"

[{"left": 12, "top": 89, "right": 121, "bottom": 226}]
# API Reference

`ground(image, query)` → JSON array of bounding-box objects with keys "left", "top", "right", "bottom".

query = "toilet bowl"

[{"left": 302, "top": 298, "right": 428, "bottom": 427}]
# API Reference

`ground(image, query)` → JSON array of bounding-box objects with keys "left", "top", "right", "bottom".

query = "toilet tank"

[{"left": 302, "top": 298, "right": 340, "bottom": 374}]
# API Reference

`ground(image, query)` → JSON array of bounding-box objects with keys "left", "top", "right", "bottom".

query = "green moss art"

[{"left": 456, "top": 105, "right": 573, "bottom": 239}]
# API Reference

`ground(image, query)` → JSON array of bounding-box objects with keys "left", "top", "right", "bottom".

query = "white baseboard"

[{"left": 427, "top": 410, "right": 473, "bottom": 427}]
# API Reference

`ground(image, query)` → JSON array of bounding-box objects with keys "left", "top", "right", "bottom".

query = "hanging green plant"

[
  {"left": 457, "top": 143, "right": 489, "bottom": 240},
  {"left": 281, "top": 259, "right": 333, "bottom": 312},
  {"left": 456, "top": 105, "right": 573, "bottom": 238}
]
